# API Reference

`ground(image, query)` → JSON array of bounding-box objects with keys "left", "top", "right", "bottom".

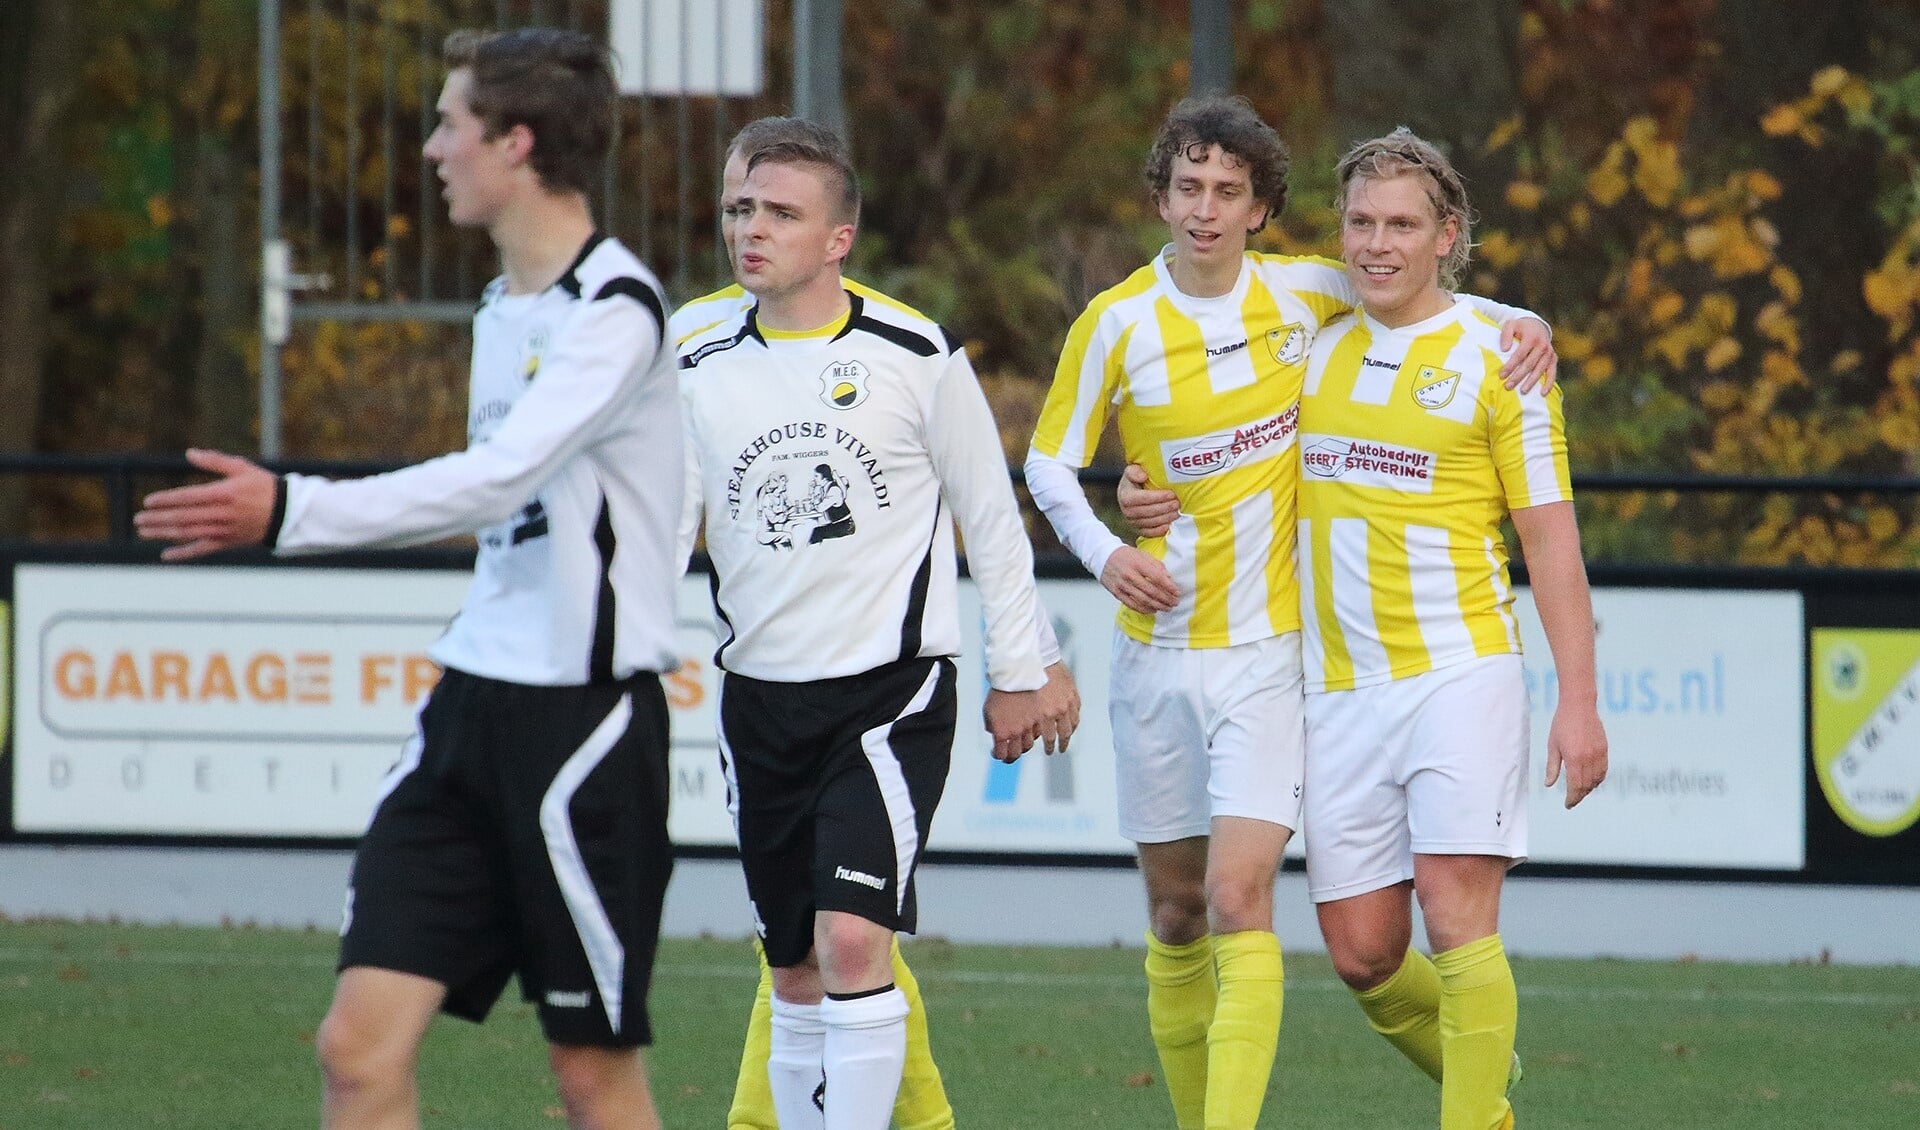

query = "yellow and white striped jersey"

[
  {"left": 1297, "top": 296, "right": 1571, "bottom": 692},
  {"left": 670, "top": 279, "right": 924, "bottom": 346},
  {"left": 669, "top": 283, "right": 751, "bottom": 345},
  {"left": 1031, "top": 249, "right": 1355, "bottom": 648}
]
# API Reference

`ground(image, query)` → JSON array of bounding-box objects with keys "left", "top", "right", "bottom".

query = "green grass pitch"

[{"left": 0, "top": 919, "right": 1915, "bottom": 1127}]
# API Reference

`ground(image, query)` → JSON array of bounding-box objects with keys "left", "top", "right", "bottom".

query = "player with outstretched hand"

[{"left": 136, "top": 29, "right": 680, "bottom": 1130}]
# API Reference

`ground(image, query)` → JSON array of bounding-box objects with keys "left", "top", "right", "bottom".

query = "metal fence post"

[
  {"left": 1190, "top": 0, "right": 1232, "bottom": 96},
  {"left": 258, "top": 0, "right": 283, "bottom": 460},
  {"left": 793, "top": 0, "right": 844, "bottom": 135}
]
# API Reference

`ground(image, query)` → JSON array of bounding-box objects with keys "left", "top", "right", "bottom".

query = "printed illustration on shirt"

[
  {"left": 728, "top": 418, "right": 893, "bottom": 552},
  {"left": 754, "top": 463, "right": 856, "bottom": 549}
]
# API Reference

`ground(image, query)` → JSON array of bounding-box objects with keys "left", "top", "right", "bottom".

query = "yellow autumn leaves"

[
  {"left": 1470, "top": 63, "right": 1920, "bottom": 565},
  {"left": 1760, "top": 64, "right": 1876, "bottom": 145}
]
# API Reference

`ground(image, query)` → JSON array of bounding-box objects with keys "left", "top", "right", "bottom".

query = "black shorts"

[
  {"left": 340, "top": 667, "right": 672, "bottom": 1047},
  {"left": 719, "top": 658, "right": 956, "bottom": 968}
]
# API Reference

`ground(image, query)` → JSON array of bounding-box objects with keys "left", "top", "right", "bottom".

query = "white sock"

[
  {"left": 769, "top": 995, "right": 827, "bottom": 1129},
  {"left": 820, "top": 986, "right": 909, "bottom": 1130}
]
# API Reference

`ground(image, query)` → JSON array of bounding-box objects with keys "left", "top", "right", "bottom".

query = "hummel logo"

[
  {"left": 1362, "top": 356, "right": 1401, "bottom": 372},
  {"left": 1205, "top": 338, "right": 1249, "bottom": 358},
  {"left": 544, "top": 990, "right": 592, "bottom": 1008},
  {"left": 834, "top": 865, "right": 886, "bottom": 890}
]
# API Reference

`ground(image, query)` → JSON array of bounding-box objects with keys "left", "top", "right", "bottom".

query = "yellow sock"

[
  {"left": 730, "top": 939, "right": 955, "bottom": 1130},
  {"left": 1203, "top": 930, "right": 1283, "bottom": 1130},
  {"left": 891, "top": 940, "right": 955, "bottom": 1130},
  {"left": 1145, "top": 932, "right": 1216, "bottom": 1130},
  {"left": 1434, "top": 934, "right": 1518, "bottom": 1130},
  {"left": 725, "top": 940, "right": 779, "bottom": 1130},
  {"left": 1353, "top": 947, "right": 1445, "bottom": 1083}
]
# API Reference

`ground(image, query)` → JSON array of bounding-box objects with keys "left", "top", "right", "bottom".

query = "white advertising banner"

[
  {"left": 9, "top": 564, "right": 738, "bottom": 844},
  {"left": 933, "top": 579, "right": 1131, "bottom": 855},
  {"left": 9, "top": 565, "right": 1808, "bottom": 870},
  {"left": 940, "top": 586, "right": 1809, "bottom": 868},
  {"left": 1513, "top": 587, "right": 1806, "bottom": 869}
]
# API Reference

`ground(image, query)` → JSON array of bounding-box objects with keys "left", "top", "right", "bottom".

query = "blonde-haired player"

[
  {"left": 1028, "top": 98, "right": 1554, "bottom": 1130},
  {"left": 1123, "top": 128, "right": 1605, "bottom": 1128},
  {"left": 1299, "top": 128, "right": 1604, "bottom": 1129}
]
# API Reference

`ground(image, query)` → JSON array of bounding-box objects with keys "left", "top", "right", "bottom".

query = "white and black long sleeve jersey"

[
  {"left": 269, "top": 234, "right": 683, "bottom": 686},
  {"left": 676, "top": 291, "right": 1046, "bottom": 691}
]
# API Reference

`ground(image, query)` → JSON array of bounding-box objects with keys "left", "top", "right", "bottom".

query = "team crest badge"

[
  {"left": 522, "top": 326, "right": 550, "bottom": 380},
  {"left": 1267, "top": 323, "right": 1306, "bottom": 365},
  {"left": 819, "top": 360, "right": 872, "bottom": 410},
  {"left": 1412, "top": 365, "right": 1461, "bottom": 410}
]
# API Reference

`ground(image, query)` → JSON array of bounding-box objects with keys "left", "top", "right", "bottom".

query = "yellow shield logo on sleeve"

[
  {"left": 1266, "top": 323, "right": 1306, "bottom": 365},
  {"left": 1412, "top": 365, "right": 1461, "bottom": 410}
]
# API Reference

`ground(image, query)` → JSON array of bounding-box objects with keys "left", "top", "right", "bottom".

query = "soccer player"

[
  {"left": 673, "top": 115, "right": 1067, "bottom": 1130},
  {"left": 675, "top": 129, "right": 1072, "bottom": 1129},
  {"left": 1300, "top": 128, "right": 1604, "bottom": 1130},
  {"left": 134, "top": 29, "right": 680, "bottom": 1130},
  {"left": 1026, "top": 97, "right": 1554, "bottom": 1130},
  {"left": 1121, "top": 127, "right": 1605, "bottom": 1129}
]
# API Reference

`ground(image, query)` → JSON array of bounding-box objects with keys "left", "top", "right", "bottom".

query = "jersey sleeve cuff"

[
  {"left": 264, "top": 475, "right": 289, "bottom": 549},
  {"left": 1083, "top": 538, "right": 1123, "bottom": 582}
]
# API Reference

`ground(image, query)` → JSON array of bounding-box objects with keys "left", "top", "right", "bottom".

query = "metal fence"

[
  {"left": 257, "top": 0, "right": 800, "bottom": 456},
  {"left": 11, "top": 452, "right": 1920, "bottom": 575}
]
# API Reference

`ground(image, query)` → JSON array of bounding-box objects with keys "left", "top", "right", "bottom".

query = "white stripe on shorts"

[
  {"left": 539, "top": 693, "right": 634, "bottom": 1036},
  {"left": 859, "top": 664, "right": 944, "bottom": 915},
  {"left": 366, "top": 725, "right": 426, "bottom": 826},
  {"left": 715, "top": 679, "right": 742, "bottom": 831}
]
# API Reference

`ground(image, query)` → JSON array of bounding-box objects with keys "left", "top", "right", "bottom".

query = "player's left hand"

[
  {"left": 134, "top": 448, "right": 279, "bottom": 561},
  {"left": 1116, "top": 464, "right": 1180, "bottom": 539},
  {"left": 1545, "top": 703, "right": 1608, "bottom": 808},
  {"left": 1500, "top": 316, "right": 1558, "bottom": 393},
  {"left": 1033, "top": 661, "right": 1081, "bottom": 755},
  {"left": 984, "top": 687, "right": 1046, "bottom": 763}
]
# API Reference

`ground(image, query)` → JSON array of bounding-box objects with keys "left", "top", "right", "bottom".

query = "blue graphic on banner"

[{"left": 983, "top": 759, "right": 1023, "bottom": 803}]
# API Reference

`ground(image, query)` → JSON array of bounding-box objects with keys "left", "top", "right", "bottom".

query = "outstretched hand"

[{"left": 133, "top": 448, "right": 278, "bottom": 561}]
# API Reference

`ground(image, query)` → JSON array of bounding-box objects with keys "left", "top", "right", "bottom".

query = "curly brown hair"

[
  {"left": 1334, "top": 127, "right": 1475, "bottom": 290},
  {"left": 443, "top": 28, "right": 615, "bottom": 198},
  {"left": 1143, "top": 96, "right": 1291, "bottom": 233}
]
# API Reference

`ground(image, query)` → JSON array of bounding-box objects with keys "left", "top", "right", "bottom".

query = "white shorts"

[
  {"left": 1110, "top": 629, "right": 1306, "bottom": 843},
  {"left": 1303, "top": 654, "right": 1529, "bottom": 904}
]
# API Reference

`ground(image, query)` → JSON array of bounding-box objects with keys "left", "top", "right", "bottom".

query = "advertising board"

[{"left": 8, "top": 564, "right": 1810, "bottom": 874}]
